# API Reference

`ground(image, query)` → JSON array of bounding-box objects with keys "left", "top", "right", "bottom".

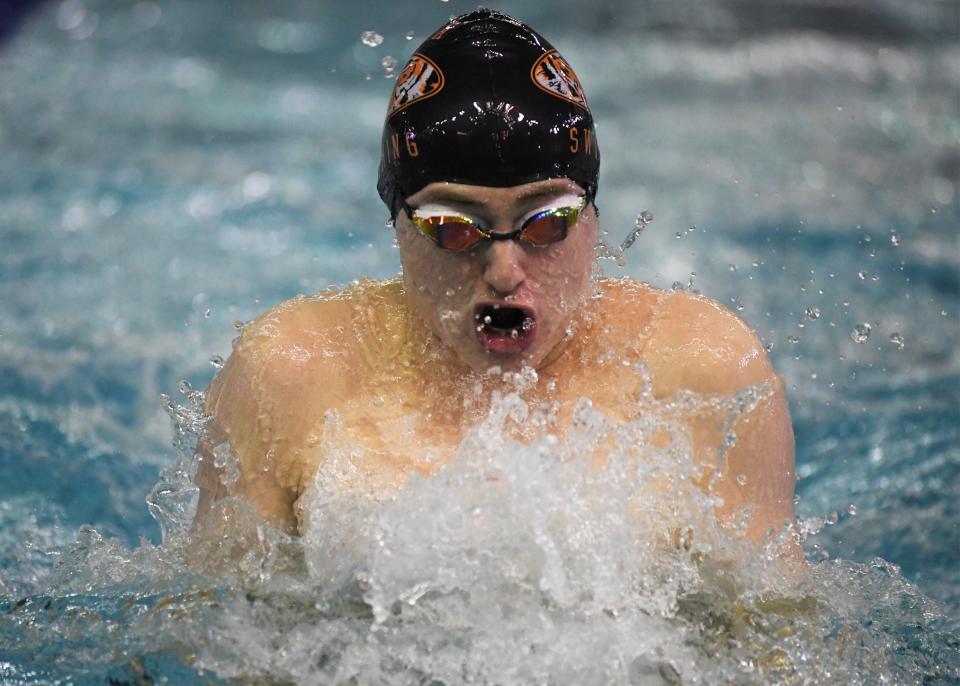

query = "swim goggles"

[{"left": 403, "top": 196, "right": 586, "bottom": 252}]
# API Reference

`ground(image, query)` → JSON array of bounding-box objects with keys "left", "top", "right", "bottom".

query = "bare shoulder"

[
  {"left": 600, "top": 281, "right": 775, "bottom": 397},
  {"left": 206, "top": 289, "right": 359, "bottom": 421},
  {"left": 203, "top": 279, "right": 404, "bottom": 482}
]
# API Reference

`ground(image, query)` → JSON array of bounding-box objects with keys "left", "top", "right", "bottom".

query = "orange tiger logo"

[
  {"left": 388, "top": 53, "right": 445, "bottom": 117},
  {"left": 530, "top": 50, "right": 588, "bottom": 110}
]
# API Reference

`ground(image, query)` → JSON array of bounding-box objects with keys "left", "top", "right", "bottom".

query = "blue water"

[{"left": 1, "top": 0, "right": 958, "bottom": 683}]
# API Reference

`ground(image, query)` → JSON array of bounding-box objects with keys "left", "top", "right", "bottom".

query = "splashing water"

[
  {"left": 1, "top": 371, "right": 956, "bottom": 684},
  {"left": 851, "top": 322, "right": 872, "bottom": 344},
  {"left": 360, "top": 30, "right": 384, "bottom": 47},
  {"left": 381, "top": 55, "right": 398, "bottom": 78},
  {"left": 596, "top": 210, "right": 654, "bottom": 268}
]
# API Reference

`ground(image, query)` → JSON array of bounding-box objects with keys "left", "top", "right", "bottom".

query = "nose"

[{"left": 483, "top": 240, "right": 526, "bottom": 295}]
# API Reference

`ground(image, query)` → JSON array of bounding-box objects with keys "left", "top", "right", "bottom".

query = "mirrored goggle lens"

[
  {"left": 415, "top": 215, "right": 482, "bottom": 252},
  {"left": 518, "top": 205, "right": 582, "bottom": 246}
]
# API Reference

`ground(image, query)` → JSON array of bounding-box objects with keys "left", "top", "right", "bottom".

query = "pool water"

[{"left": 1, "top": 0, "right": 957, "bottom": 683}]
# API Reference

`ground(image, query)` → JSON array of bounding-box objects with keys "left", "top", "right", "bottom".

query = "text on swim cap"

[{"left": 568, "top": 127, "right": 596, "bottom": 156}]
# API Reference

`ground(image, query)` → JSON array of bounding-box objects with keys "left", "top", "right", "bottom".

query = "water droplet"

[
  {"left": 826, "top": 511, "right": 839, "bottom": 525},
  {"left": 857, "top": 270, "right": 867, "bottom": 280},
  {"left": 209, "top": 355, "right": 225, "bottom": 369},
  {"left": 178, "top": 380, "right": 193, "bottom": 395},
  {"left": 445, "top": 288, "right": 455, "bottom": 297},
  {"left": 729, "top": 264, "right": 737, "bottom": 272},
  {"left": 888, "top": 332, "right": 905, "bottom": 350},
  {"left": 847, "top": 504, "right": 858, "bottom": 516},
  {"left": 793, "top": 493, "right": 802, "bottom": 505},
  {"left": 385, "top": 217, "right": 395, "bottom": 228},
  {"left": 232, "top": 319, "right": 245, "bottom": 331},
  {"left": 805, "top": 307, "right": 821, "bottom": 320},
  {"left": 381, "top": 55, "right": 397, "bottom": 78},
  {"left": 851, "top": 323, "right": 872, "bottom": 344},
  {"left": 360, "top": 31, "right": 383, "bottom": 47},
  {"left": 404, "top": 30, "right": 416, "bottom": 41},
  {"left": 890, "top": 232, "right": 901, "bottom": 246},
  {"left": 203, "top": 308, "right": 212, "bottom": 318},
  {"left": 736, "top": 474, "right": 748, "bottom": 486},
  {"left": 620, "top": 211, "right": 652, "bottom": 252},
  {"left": 787, "top": 335, "right": 800, "bottom": 344}
]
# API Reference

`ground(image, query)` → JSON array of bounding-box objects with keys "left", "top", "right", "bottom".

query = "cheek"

[
  {"left": 397, "top": 231, "right": 475, "bottom": 324},
  {"left": 535, "top": 231, "right": 596, "bottom": 302}
]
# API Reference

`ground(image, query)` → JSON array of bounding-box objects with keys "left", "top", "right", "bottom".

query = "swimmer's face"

[{"left": 395, "top": 179, "right": 598, "bottom": 373}]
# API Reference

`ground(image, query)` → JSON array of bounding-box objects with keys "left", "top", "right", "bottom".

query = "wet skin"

[{"left": 196, "top": 180, "right": 796, "bottom": 549}]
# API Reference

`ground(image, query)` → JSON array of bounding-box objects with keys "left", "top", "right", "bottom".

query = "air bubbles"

[
  {"left": 805, "top": 307, "right": 821, "bottom": 320},
  {"left": 888, "top": 332, "right": 905, "bottom": 350},
  {"left": 851, "top": 323, "right": 872, "bottom": 344},
  {"left": 360, "top": 31, "right": 384, "bottom": 47},
  {"left": 381, "top": 55, "right": 398, "bottom": 78}
]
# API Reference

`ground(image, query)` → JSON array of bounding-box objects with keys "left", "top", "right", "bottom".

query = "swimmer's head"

[{"left": 377, "top": 9, "right": 600, "bottom": 218}]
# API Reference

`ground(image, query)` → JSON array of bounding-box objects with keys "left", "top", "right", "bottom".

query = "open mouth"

[{"left": 473, "top": 303, "right": 537, "bottom": 354}]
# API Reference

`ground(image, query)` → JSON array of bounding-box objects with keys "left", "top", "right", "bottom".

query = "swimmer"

[{"left": 194, "top": 10, "right": 796, "bottom": 548}]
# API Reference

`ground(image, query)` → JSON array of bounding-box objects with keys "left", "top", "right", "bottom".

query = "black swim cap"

[{"left": 377, "top": 9, "right": 600, "bottom": 217}]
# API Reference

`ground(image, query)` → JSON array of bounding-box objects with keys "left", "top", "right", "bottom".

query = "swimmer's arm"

[
  {"left": 649, "top": 293, "right": 797, "bottom": 545},
  {"left": 194, "top": 345, "right": 299, "bottom": 534},
  {"left": 193, "top": 303, "right": 354, "bottom": 536}
]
